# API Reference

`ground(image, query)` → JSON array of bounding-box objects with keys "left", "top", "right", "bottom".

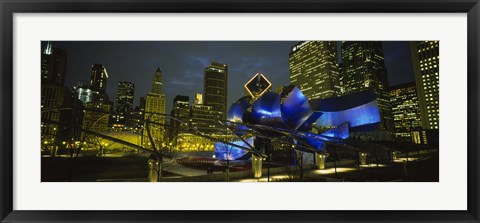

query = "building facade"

[
  {"left": 41, "top": 42, "right": 67, "bottom": 86},
  {"left": 115, "top": 81, "right": 135, "bottom": 113},
  {"left": 90, "top": 64, "right": 108, "bottom": 93},
  {"left": 73, "top": 81, "right": 99, "bottom": 104},
  {"left": 41, "top": 42, "right": 69, "bottom": 147},
  {"left": 190, "top": 93, "right": 215, "bottom": 134},
  {"left": 411, "top": 41, "right": 439, "bottom": 130},
  {"left": 204, "top": 62, "right": 228, "bottom": 122},
  {"left": 341, "top": 41, "right": 393, "bottom": 132},
  {"left": 81, "top": 63, "right": 113, "bottom": 140},
  {"left": 389, "top": 82, "right": 423, "bottom": 141},
  {"left": 170, "top": 95, "right": 190, "bottom": 142},
  {"left": 143, "top": 68, "right": 167, "bottom": 149},
  {"left": 289, "top": 41, "right": 341, "bottom": 100}
]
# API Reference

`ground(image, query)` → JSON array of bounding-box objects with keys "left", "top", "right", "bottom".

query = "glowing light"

[
  {"left": 360, "top": 164, "right": 386, "bottom": 168},
  {"left": 311, "top": 168, "right": 356, "bottom": 175},
  {"left": 214, "top": 137, "right": 254, "bottom": 160}
]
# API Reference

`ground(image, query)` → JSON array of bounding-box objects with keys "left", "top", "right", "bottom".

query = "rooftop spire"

[{"left": 43, "top": 41, "right": 52, "bottom": 55}]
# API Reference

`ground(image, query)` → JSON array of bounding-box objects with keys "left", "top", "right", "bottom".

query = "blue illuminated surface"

[
  {"left": 280, "top": 86, "right": 313, "bottom": 130},
  {"left": 251, "top": 92, "right": 287, "bottom": 128},
  {"left": 320, "top": 122, "right": 350, "bottom": 139},
  {"left": 297, "top": 111, "right": 323, "bottom": 132},
  {"left": 315, "top": 100, "right": 380, "bottom": 129},
  {"left": 214, "top": 137, "right": 254, "bottom": 160},
  {"left": 227, "top": 96, "right": 252, "bottom": 123},
  {"left": 306, "top": 137, "right": 325, "bottom": 151},
  {"left": 224, "top": 78, "right": 382, "bottom": 158}
]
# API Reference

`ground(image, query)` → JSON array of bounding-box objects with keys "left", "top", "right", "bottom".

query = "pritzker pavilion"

[{"left": 215, "top": 73, "right": 382, "bottom": 178}]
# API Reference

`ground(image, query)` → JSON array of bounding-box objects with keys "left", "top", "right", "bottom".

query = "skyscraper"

[
  {"left": 139, "top": 97, "right": 146, "bottom": 112},
  {"left": 411, "top": 41, "right": 439, "bottom": 130},
  {"left": 204, "top": 62, "right": 228, "bottom": 122},
  {"left": 190, "top": 93, "right": 215, "bottom": 134},
  {"left": 390, "top": 82, "right": 423, "bottom": 141},
  {"left": 90, "top": 64, "right": 108, "bottom": 93},
  {"left": 152, "top": 67, "right": 163, "bottom": 94},
  {"left": 143, "top": 68, "right": 167, "bottom": 148},
  {"left": 73, "top": 81, "right": 99, "bottom": 104},
  {"left": 41, "top": 42, "right": 69, "bottom": 147},
  {"left": 41, "top": 42, "right": 67, "bottom": 86},
  {"left": 116, "top": 81, "right": 135, "bottom": 113},
  {"left": 82, "top": 63, "right": 113, "bottom": 137},
  {"left": 170, "top": 95, "right": 190, "bottom": 142},
  {"left": 341, "top": 41, "right": 393, "bottom": 132},
  {"left": 289, "top": 41, "right": 341, "bottom": 100}
]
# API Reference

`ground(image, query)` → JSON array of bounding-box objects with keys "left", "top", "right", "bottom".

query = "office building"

[
  {"left": 341, "top": 41, "right": 393, "bottom": 132},
  {"left": 40, "top": 42, "right": 69, "bottom": 145},
  {"left": 289, "top": 41, "right": 341, "bottom": 100},
  {"left": 143, "top": 68, "right": 167, "bottom": 148},
  {"left": 390, "top": 82, "right": 423, "bottom": 141},
  {"left": 191, "top": 93, "right": 215, "bottom": 134},
  {"left": 90, "top": 64, "right": 108, "bottom": 93},
  {"left": 116, "top": 81, "right": 135, "bottom": 113},
  {"left": 411, "top": 41, "right": 440, "bottom": 129},
  {"left": 170, "top": 95, "right": 190, "bottom": 141},
  {"left": 72, "top": 81, "right": 99, "bottom": 104},
  {"left": 204, "top": 62, "right": 228, "bottom": 121},
  {"left": 41, "top": 42, "right": 67, "bottom": 86}
]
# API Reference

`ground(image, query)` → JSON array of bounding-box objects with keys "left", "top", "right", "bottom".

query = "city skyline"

[
  {"left": 42, "top": 41, "right": 415, "bottom": 113},
  {"left": 41, "top": 40, "right": 439, "bottom": 183}
]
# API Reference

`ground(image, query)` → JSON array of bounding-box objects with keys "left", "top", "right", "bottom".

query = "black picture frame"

[{"left": 1, "top": 0, "right": 479, "bottom": 222}]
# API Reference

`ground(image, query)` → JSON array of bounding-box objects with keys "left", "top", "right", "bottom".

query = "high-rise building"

[
  {"left": 191, "top": 93, "right": 215, "bottom": 134},
  {"left": 411, "top": 41, "right": 439, "bottom": 130},
  {"left": 152, "top": 67, "right": 163, "bottom": 94},
  {"left": 143, "top": 68, "right": 167, "bottom": 148},
  {"left": 81, "top": 62, "right": 113, "bottom": 137},
  {"left": 341, "top": 41, "right": 393, "bottom": 132},
  {"left": 116, "top": 81, "right": 135, "bottom": 113},
  {"left": 41, "top": 42, "right": 67, "bottom": 86},
  {"left": 73, "top": 81, "right": 99, "bottom": 104},
  {"left": 139, "top": 97, "right": 146, "bottom": 112},
  {"left": 170, "top": 95, "right": 190, "bottom": 142},
  {"left": 289, "top": 41, "right": 341, "bottom": 100},
  {"left": 41, "top": 42, "right": 69, "bottom": 146},
  {"left": 204, "top": 62, "right": 228, "bottom": 121},
  {"left": 390, "top": 82, "right": 423, "bottom": 141},
  {"left": 90, "top": 64, "right": 108, "bottom": 93},
  {"left": 41, "top": 83, "right": 69, "bottom": 142}
]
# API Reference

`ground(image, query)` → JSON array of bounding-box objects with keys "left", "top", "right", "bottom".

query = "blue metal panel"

[
  {"left": 320, "top": 122, "right": 350, "bottom": 139},
  {"left": 297, "top": 111, "right": 323, "bottom": 132},
  {"left": 251, "top": 92, "right": 288, "bottom": 128},
  {"left": 280, "top": 86, "right": 313, "bottom": 130},
  {"left": 314, "top": 100, "right": 381, "bottom": 129},
  {"left": 227, "top": 96, "right": 252, "bottom": 123}
]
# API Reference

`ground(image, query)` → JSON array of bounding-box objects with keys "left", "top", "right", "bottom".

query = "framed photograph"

[{"left": 1, "top": 0, "right": 479, "bottom": 222}]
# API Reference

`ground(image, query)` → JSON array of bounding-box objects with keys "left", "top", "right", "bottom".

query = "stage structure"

[{"left": 215, "top": 73, "right": 382, "bottom": 178}]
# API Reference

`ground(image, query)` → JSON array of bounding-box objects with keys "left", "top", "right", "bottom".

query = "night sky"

[{"left": 43, "top": 41, "right": 415, "bottom": 113}]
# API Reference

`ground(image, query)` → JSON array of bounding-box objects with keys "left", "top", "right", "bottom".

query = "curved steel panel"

[
  {"left": 280, "top": 86, "right": 313, "bottom": 130},
  {"left": 251, "top": 92, "right": 287, "bottom": 128}
]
